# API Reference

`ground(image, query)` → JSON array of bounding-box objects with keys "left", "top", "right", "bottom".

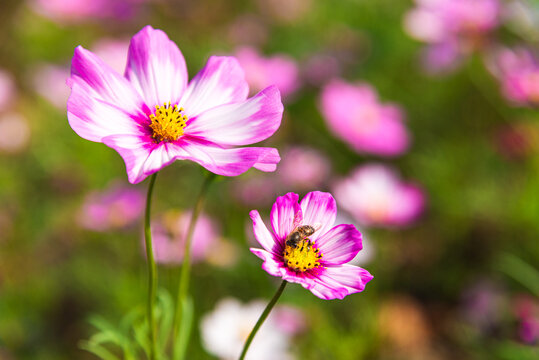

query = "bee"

[{"left": 285, "top": 225, "right": 317, "bottom": 248}]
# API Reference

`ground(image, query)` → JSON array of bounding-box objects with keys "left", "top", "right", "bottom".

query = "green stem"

[
  {"left": 172, "top": 172, "right": 216, "bottom": 358},
  {"left": 238, "top": 281, "right": 287, "bottom": 360},
  {"left": 144, "top": 173, "right": 158, "bottom": 360}
]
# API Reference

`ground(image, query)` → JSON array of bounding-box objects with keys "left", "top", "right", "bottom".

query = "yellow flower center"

[
  {"left": 149, "top": 102, "right": 188, "bottom": 142},
  {"left": 283, "top": 239, "right": 323, "bottom": 273}
]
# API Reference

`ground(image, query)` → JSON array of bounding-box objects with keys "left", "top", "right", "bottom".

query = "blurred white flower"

[{"left": 201, "top": 298, "right": 296, "bottom": 360}]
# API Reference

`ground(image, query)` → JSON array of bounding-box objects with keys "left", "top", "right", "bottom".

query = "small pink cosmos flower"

[
  {"left": 249, "top": 191, "right": 373, "bottom": 300},
  {"left": 234, "top": 46, "right": 300, "bottom": 99},
  {"left": 320, "top": 80, "right": 409, "bottom": 156},
  {"left": 67, "top": 26, "right": 283, "bottom": 184},
  {"left": 333, "top": 164, "right": 425, "bottom": 227}
]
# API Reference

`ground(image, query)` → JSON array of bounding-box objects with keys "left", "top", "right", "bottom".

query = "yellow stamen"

[
  {"left": 149, "top": 102, "right": 187, "bottom": 142},
  {"left": 283, "top": 239, "right": 323, "bottom": 273}
]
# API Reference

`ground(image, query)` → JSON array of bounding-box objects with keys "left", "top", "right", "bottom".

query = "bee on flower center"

[
  {"left": 283, "top": 224, "right": 323, "bottom": 272},
  {"left": 285, "top": 225, "right": 316, "bottom": 248}
]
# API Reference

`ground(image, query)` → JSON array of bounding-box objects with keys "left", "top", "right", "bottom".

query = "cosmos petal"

[
  {"left": 250, "top": 248, "right": 285, "bottom": 278},
  {"left": 173, "top": 137, "right": 280, "bottom": 176},
  {"left": 70, "top": 45, "right": 146, "bottom": 115},
  {"left": 180, "top": 56, "right": 249, "bottom": 118},
  {"left": 309, "top": 265, "right": 373, "bottom": 300},
  {"left": 102, "top": 134, "right": 153, "bottom": 184},
  {"left": 125, "top": 25, "right": 188, "bottom": 108},
  {"left": 316, "top": 224, "right": 362, "bottom": 266},
  {"left": 270, "top": 193, "right": 301, "bottom": 242},
  {"left": 299, "top": 191, "right": 337, "bottom": 240},
  {"left": 67, "top": 78, "right": 146, "bottom": 142},
  {"left": 250, "top": 210, "right": 281, "bottom": 254},
  {"left": 185, "top": 86, "right": 283, "bottom": 146}
]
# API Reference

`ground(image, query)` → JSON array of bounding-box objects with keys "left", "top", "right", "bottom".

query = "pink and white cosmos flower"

[
  {"left": 320, "top": 80, "right": 409, "bottom": 157},
  {"left": 249, "top": 191, "right": 373, "bottom": 300},
  {"left": 67, "top": 26, "right": 283, "bottom": 184},
  {"left": 333, "top": 164, "right": 425, "bottom": 227}
]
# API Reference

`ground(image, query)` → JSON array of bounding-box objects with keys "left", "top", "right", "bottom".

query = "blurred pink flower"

[
  {"left": 332, "top": 164, "right": 425, "bottom": 227},
  {"left": 404, "top": 0, "right": 500, "bottom": 72},
  {"left": 234, "top": 146, "right": 330, "bottom": 205},
  {"left": 250, "top": 191, "right": 373, "bottom": 300},
  {"left": 92, "top": 38, "right": 130, "bottom": 75},
  {"left": 68, "top": 26, "right": 282, "bottom": 184},
  {"left": 0, "top": 113, "right": 31, "bottom": 153},
  {"left": 514, "top": 295, "right": 539, "bottom": 344},
  {"left": 0, "top": 69, "right": 16, "bottom": 113},
  {"left": 33, "top": 64, "right": 70, "bottom": 109},
  {"left": 234, "top": 47, "right": 300, "bottom": 99},
  {"left": 272, "top": 305, "right": 306, "bottom": 335},
  {"left": 460, "top": 280, "right": 506, "bottom": 333},
  {"left": 320, "top": 80, "right": 409, "bottom": 156},
  {"left": 255, "top": 0, "right": 312, "bottom": 24},
  {"left": 227, "top": 15, "right": 269, "bottom": 47},
  {"left": 277, "top": 146, "right": 330, "bottom": 190},
  {"left": 200, "top": 298, "right": 296, "bottom": 360},
  {"left": 488, "top": 47, "right": 539, "bottom": 106},
  {"left": 302, "top": 54, "right": 341, "bottom": 86},
  {"left": 78, "top": 183, "right": 144, "bottom": 231},
  {"left": 148, "top": 210, "right": 219, "bottom": 265},
  {"left": 233, "top": 176, "right": 278, "bottom": 206},
  {"left": 492, "top": 121, "right": 539, "bottom": 160},
  {"left": 31, "top": 0, "right": 147, "bottom": 23}
]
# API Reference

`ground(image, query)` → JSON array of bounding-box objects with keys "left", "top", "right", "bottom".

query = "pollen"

[
  {"left": 283, "top": 239, "right": 323, "bottom": 273},
  {"left": 149, "top": 102, "right": 187, "bottom": 142}
]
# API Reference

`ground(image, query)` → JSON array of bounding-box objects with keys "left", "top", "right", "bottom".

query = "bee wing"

[
  {"left": 292, "top": 210, "right": 303, "bottom": 229},
  {"left": 311, "top": 222, "right": 323, "bottom": 233}
]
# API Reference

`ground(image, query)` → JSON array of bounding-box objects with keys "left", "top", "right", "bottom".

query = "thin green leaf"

[
  {"left": 157, "top": 289, "right": 175, "bottom": 356},
  {"left": 80, "top": 340, "right": 122, "bottom": 360},
  {"left": 498, "top": 253, "right": 539, "bottom": 297},
  {"left": 133, "top": 317, "right": 151, "bottom": 357}
]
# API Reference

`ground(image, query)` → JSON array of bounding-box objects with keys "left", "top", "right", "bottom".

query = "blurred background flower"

[
  {"left": 404, "top": 0, "right": 500, "bottom": 72},
  {"left": 147, "top": 209, "right": 220, "bottom": 265},
  {"left": 200, "top": 298, "right": 300, "bottom": 360},
  {"left": 333, "top": 164, "right": 425, "bottom": 227},
  {"left": 77, "top": 182, "right": 144, "bottom": 231},
  {"left": 1, "top": 0, "right": 539, "bottom": 358},
  {"left": 320, "top": 80, "right": 409, "bottom": 156},
  {"left": 487, "top": 46, "right": 539, "bottom": 106},
  {"left": 234, "top": 46, "right": 300, "bottom": 99}
]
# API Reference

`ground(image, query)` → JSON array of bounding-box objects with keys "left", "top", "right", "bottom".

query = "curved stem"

[
  {"left": 144, "top": 172, "right": 158, "bottom": 360},
  {"left": 238, "top": 281, "right": 287, "bottom": 360},
  {"left": 172, "top": 172, "right": 216, "bottom": 358}
]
